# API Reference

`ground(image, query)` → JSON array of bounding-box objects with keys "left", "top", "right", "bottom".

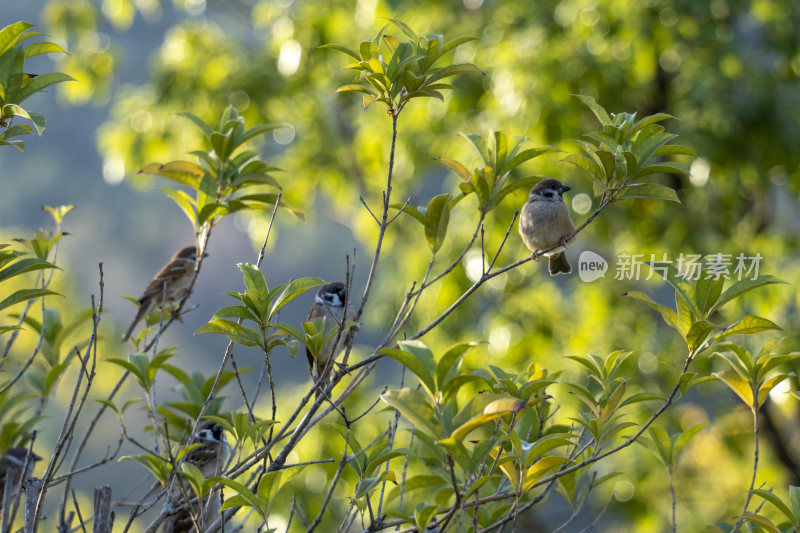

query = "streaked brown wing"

[
  {"left": 184, "top": 444, "right": 224, "bottom": 479},
  {"left": 138, "top": 261, "right": 191, "bottom": 303}
]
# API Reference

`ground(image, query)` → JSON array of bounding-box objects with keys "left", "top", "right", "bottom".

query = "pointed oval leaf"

[
  {"left": 720, "top": 315, "right": 781, "bottom": 338},
  {"left": 195, "top": 319, "right": 262, "bottom": 348},
  {"left": 713, "top": 370, "right": 754, "bottom": 409},
  {"left": 270, "top": 277, "right": 326, "bottom": 317},
  {"left": 434, "top": 156, "right": 471, "bottom": 180},
  {"left": 618, "top": 183, "right": 680, "bottom": 202},
  {"left": 381, "top": 388, "right": 440, "bottom": 438},
  {"left": 423, "top": 194, "right": 451, "bottom": 254}
]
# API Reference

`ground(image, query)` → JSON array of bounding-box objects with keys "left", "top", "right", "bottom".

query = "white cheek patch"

[
  {"left": 315, "top": 295, "right": 326, "bottom": 305},
  {"left": 6, "top": 455, "right": 25, "bottom": 469},
  {"left": 197, "top": 429, "right": 216, "bottom": 443}
]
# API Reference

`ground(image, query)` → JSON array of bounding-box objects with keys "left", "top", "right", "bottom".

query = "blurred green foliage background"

[{"left": 1, "top": 0, "right": 799, "bottom": 530}]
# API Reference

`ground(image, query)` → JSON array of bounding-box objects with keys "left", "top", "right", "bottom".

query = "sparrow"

[
  {"left": 0, "top": 447, "right": 41, "bottom": 517},
  {"left": 518, "top": 178, "right": 576, "bottom": 276},
  {"left": 163, "top": 421, "right": 231, "bottom": 533},
  {"left": 306, "top": 282, "right": 356, "bottom": 398},
  {"left": 123, "top": 246, "right": 205, "bottom": 341}
]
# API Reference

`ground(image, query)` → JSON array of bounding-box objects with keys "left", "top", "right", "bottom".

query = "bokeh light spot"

[
  {"left": 614, "top": 480, "right": 635, "bottom": 502},
  {"left": 690, "top": 158, "right": 711, "bottom": 187},
  {"left": 572, "top": 193, "right": 592, "bottom": 215},
  {"left": 102, "top": 156, "right": 125, "bottom": 185},
  {"left": 278, "top": 40, "right": 302, "bottom": 76}
]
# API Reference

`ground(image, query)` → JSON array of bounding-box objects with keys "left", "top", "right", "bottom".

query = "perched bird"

[
  {"left": 306, "top": 282, "right": 356, "bottom": 398},
  {"left": 518, "top": 178, "right": 576, "bottom": 276},
  {"left": 123, "top": 246, "right": 205, "bottom": 341},
  {"left": 0, "top": 447, "right": 41, "bottom": 516},
  {"left": 163, "top": 421, "right": 231, "bottom": 533}
]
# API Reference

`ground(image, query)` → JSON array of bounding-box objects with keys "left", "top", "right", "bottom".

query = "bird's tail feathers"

[{"left": 548, "top": 252, "right": 571, "bottom": 276}]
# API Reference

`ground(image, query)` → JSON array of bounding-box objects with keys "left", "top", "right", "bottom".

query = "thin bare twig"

[
  {"left": 308, "top": 432, "right": 350, "bottom": 532},
  {"left": 732, "top": 386, "right": 761, "bottom": 533},
  {"left": 360, "top": 196, "right": 380, "bottom": 225},
  {"left": 31, "top": 264, "right": 105, "bottom": 531}
]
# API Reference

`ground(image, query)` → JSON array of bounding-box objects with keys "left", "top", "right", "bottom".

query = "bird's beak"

[{"left": 559, "top": 184, "right": 572, "bottom": 193}]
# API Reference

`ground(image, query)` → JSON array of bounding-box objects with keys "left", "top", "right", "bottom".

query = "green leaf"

[
  {"left": 562, "top": 151, "right": 603, "bottom": 180},
  {"left": 236, "top": 123, "right": 281, "bottom": 146},
  {"left": 120, "top": 454, "right": 169, "bottom": 484},
  {"left": 618, "top": 183, "right": 680, "bottom": 202},
  {"left": 270, "top": 277, "right": 326, "bottom": 317},
  {"left": 318, "top": 43, "right": 361, "bottom": 61},
  {"left": 42, "top": 204, "right": 74, "bottom": 224},
  {"left": 450, "top": 397, "right": 533, "bottom": 441},
  {"left": 500, "top": 146, "right": 561, "bottom": 174},
  {"left": 630, "top": 162, "right": 690, "bottom": 180},
  {"left": 714, "top": 344, "right": 753, "bottom": 375},
  {"left": 414, "top": 502, "right": 438, "bottom": 532},
  {"left": 621, "top": 291, "right": 680, "bottom": 332},
  {"left": 521, "top": 456, "right": 571, "bottom": 492},
  {"left": 625, "top": 113, "right": 676, "bottom": 140},
  {"left": 197, "top": 203, "right": 228, "bottom": 226},
  {"left": 335, "top": 83, "right": 376, "bottom": 95},
  {"left": 214, "top": 477, "right": 264, "bottom": 518},
  {"left": 382, "top": 388, "right": 440, "bottom": 437},
  {"left": 695, "top": 275, "right": 724, "bottom": 315},
  {"left": 713, "top": 370, "right": 753, "bottom": 409},
  {"left": 573, "top": 94, "right": 611, "bottom": 125},
  {"left": 423, "top": 194, "right": 451, "bottom": 254},
  {"left": 212, "top": 305, "right": 258, "bottom": 322},
  {"left": 0, "top": 257, "right": 58, "bottom": 283},
  {"left": 0, "top": 289, "right": 59, "bottom": 313},
  {"left": 0, "top": 22, "right": 35, "bottom": 56},
  {"left": 161, "top": 188, "right": 197, "bottom": 226},
  {"left": 195, "top": 319, "right": 262, "bottom": 348},
  {"left": 459, "top": 132, "right": 490, "bottom": 166},
  {"left": 644, "top": 261, "right": 700, "bottom": 318},
  {"left": 672, "top": 423, "right": 708, "bottom": 463},
  {"left": 789, "top": 485, "right": 800, "bottom": 523},
  {"left": 758, "top": 374, "right": 790, "bottom": 408},
  {"left": 434, "top": 156, "right": 471, "bottom": 180},
  {"left": 749, "top": 488, "right": 795, "bottom": 524},
  {"left": 719, "top": 315, "right": 781, "bottom": 338},
  {"left": 139, "top": 161, "right": 203, "bottom": 188},
  {"left": 178, "top": 112, "right": 214, "bottom": 138},
  {"left": 9, "top": 72, "right": 74, "bottom": 104},
  {"left": 234, "top": 194, "right": 304, "bottom": 220},
  {"left": 181, "top": 462, "right": 206, "bottom": 497},
  {"left": 0, "top": 139, "right": 26, "bottom": 152},
  {"left": 24, "top": 41, "right": 67, "bottom": 58},
  {"left": 489, "top": 175, "right": 545, "bottom": 210},
  {"left": 379, "top": 347, "right": 436, "bottom": 398},
  {"left": 435, "top": 342, "right": 477, "bottom": 392},
  {"left": 685, "top": 320, "right": 718, "bottom": 351},
  {"left": 642, "top": 426, "right": 673, "bottom": 467},
  {"left": 633, "top": 130, "right": 677, "bottom": 166},
  {"left": 390, "top": 203, "right": 425, "bottom": 224},
  {"left": 387, "top": 19, "right": 418, "bottom": 42},
  {"left": 239, "top": 262, "right": 268, "bottom": 297},
  {"left": 653, "top": 144, "right": 696, "bottom": 157},
  {"left": 710, "top": 275, "right": 786, "bottom": 314},
  {"left": 734, "top": 513, "right": 782, "bottom": 533},
  {"left": 255, "top": 471, "right": 284, "bottom": 513}
]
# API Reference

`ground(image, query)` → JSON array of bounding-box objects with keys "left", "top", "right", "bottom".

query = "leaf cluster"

[
  {"left": 0, "top": 22, "right": 73, "bottom": 152},
  {"left": 323, "top": 19, "right": 482, "bottom": 113}
]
